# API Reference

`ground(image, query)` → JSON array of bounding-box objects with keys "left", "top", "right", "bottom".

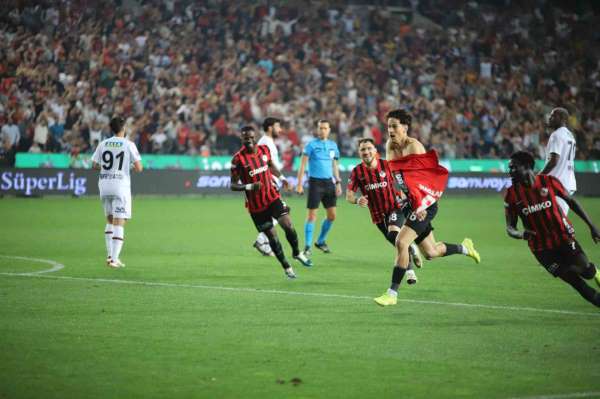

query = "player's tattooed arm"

[
  {"left": 505, "top": 211, "right": 535, "bottom": 240},
  {"left": 561, "top": 195, "right": 600, "bottom": 243}
]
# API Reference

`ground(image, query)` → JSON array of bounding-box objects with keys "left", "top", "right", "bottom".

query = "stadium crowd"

[{"left": 1, "top": 0, "right": 600, "bottom": 170}]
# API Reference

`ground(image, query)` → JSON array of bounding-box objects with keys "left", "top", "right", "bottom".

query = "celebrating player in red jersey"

[
  {"left": 346, "top": 137, "right": 421, "bottom": 284},
  {"left": 374, "top": 109, "right": 481, "bottom": 306},
  {"left": 504, "top": 151, "right": 600, "bottom": 307},
  {"left": 230, "top": 126, "right": 312, "bottom": 278}
]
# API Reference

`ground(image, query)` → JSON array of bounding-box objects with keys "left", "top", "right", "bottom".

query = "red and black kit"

[
  {"left": 348, "top": 158, "right": 403, "bottom": 224},
  {"left": 231, "top": 145, "right": 280, "bottom": 213},
  {"left": 504, "top": 174, "right": 575, "bottom": 253}
]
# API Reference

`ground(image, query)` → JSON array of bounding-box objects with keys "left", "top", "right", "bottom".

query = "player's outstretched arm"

[{"left": 563, "top": 195, "right": 600, "bottom": 243}]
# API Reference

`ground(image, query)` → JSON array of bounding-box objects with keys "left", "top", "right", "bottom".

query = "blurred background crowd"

[{"left": 1, "top": 0, "right": 600, "bottom": 170}]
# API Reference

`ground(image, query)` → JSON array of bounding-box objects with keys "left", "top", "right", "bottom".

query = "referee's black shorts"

[{"left": 306, "top": 177, "right": 336, "bottom": 209}]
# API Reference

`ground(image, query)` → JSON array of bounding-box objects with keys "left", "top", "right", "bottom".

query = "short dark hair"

[
  {"left": 110, "top": 116, "right": 125, "bottom": 134},
  {"left": 263, "top": 117, "right": 281, "bottom": 132},
  {"left": 510, "top": 151, "right": 535, "bottom": 170},
  {"left": 316, "top": 119, "right": 330, "bottom": 126},
  {"left": 357, "top": 137, "right": 375, "bottom": 147},
  {"left": 241, "top": 125, "right": 256, "bottom": 134},
  {"left": 386, "top": 109, "right": 412, "bottom": 128}
]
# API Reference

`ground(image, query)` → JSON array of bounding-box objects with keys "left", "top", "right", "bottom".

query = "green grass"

[{"left": 1, "top": 195, "right": 600, "bottom": 399}]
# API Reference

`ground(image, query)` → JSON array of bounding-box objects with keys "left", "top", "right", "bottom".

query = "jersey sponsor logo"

[
  {"left": 249, "top": 164, "right": 269, "bottom": 177},
  {"left": 105, "top": 142, "right": 124, "bottom": 148},
  {"left": 522, "top": 200, "right": 552, "bottom": 215},
  {"left": 418, "top": 183, "right": 443, "bottom": 198},
  {"left": 364, "top": 181, "right": 388, "bottom": 190}
]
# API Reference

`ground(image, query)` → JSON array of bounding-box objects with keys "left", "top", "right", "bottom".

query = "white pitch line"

[
  {"left": 510, "top": 391, "right": 600, "bottom": 399},
  {"left": 1, "top": 271, "right": 599, "bottom": 318},
  {"left": 0, "top": 255, "right": 64, "bottom": 275}
]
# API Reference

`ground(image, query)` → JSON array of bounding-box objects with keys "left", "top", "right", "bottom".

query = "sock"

[
  {"left": 390, "top": 266, "right": 407, "bottom": 291},
  {"left": 267, "top": 236, "right": 290, "bottom": 270},
  {"left": 581, "top": 262, "right": 597, "bottom": 280},
  {"left": 284, "top": 227, "right": 300, "bottom": 257},
  {"left": 316, "top": 219, "right": 333, "bottom": 245},
  {"left": 443, "top": 243, "right": 464, "bottom": 256},
  {"left": 304, "top": 221, "right": 315, "bottom": 249},
  {"left": 386, "top": 231, "right": 398, "bottom": 246},
  {"left": 111, "top": 225, "right": 124, "bottom": 261},
  {"left": 104, "top": 223, "right": 113, "bottom": 258},
  {"left": 560, "top": 269, "right": 600, "bottom": 307}
]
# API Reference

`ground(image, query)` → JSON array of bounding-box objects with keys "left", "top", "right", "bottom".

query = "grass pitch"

[{"left": 1, "top": 195, "right": 599, "bottom": 399}]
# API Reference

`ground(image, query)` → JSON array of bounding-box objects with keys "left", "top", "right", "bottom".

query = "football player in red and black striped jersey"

[
  {"left": 346, "top": 138, "right": 421, "bottom": 284},
  {"left": 505, "top": 151, "right": 600, "bottom": 307},
  {"left": 230, "top": 126, "right": 313, "bottom": 278}
]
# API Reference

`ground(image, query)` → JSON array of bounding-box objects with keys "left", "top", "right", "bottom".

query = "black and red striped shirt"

[
  {"left": 231, "top": 145, "right": 280, "bottom": 213},
  {"left": 504, "top": 174, "right": 575, "bottom": 252},
  {"left": 348, "top": 159, "right": 403, "bottom": 224}
]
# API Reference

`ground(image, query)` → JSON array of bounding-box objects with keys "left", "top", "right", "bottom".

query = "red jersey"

[
  {"left": 504, "top": 175, "right": 575, "bottom": 252},
  {"left": 230, "top": 145, "right": 280, "bottom": 213},
  {"left": 348, "top": 159, "right": 403, "bottom": 224}
]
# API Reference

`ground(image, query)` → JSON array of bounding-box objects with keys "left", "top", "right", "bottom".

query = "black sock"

[
  {"left": 284, "top": 227, "right": 300, "bottom": 257},
  {"left": 386, "top": 231, "right": 398, "bottom": 246},
  {"left": 268, "top": 236, "right": 290, "bottom": 270},
  {"left": 560, "top": 270, "right": 600, "bottom": 307},
  {"left": 390, "top": 266, "right": 406, "bottom": 291},
  {"left": 443, "top": 243, "right": 462, "bottom": 257}
]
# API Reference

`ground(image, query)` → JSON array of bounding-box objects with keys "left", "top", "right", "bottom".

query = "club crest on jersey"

[
  {"left": 540, "top": 188, "right": 548, "bottom": 197},
  {"left": 262, "top": 155, "right": 268, "bottom": 162},
  {"left": 379, "top": 171, "right": 386, "bottom": 178}
]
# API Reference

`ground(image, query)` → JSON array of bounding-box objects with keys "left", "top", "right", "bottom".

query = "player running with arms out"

[
  {"left": 253, "top": 117, "right": 286, "bottom": 257},
  {"left": 375, "top": 109, "right": 480, "bottom": 306},
  {"left": 539, "top": 107, "right": 577, "bottom": 216},
  {"left": 505, "top": 151, "right": 600, "bottom": 307},
  {"left": 346, "top": 137, "right": 420, "bottom": 284},
  {"left": 92, "top": 116, "right": 143, "bottom": 268},
  {"left": 230, "top": 126, "right": 312, "bottom": 279}
]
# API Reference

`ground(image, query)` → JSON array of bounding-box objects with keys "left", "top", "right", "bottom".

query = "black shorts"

[
  {"left": 250, "top": 198, "right": 290, "bottom": 232},
  {"left": 405, "top": 202, "right": 437, "bottom": 244},
  {"left": 307, "top": 177, "right": 336, "bottom": 209},
  {"left": 533, "top": 240, "right": 584, "bottom": 277}
]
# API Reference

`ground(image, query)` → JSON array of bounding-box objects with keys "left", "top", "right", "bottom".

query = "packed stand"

[{"left": 1, "top": 0, "right": 599, "bottom": 170}]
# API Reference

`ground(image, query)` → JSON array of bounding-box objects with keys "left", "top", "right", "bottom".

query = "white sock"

[
  {"left": 256, "top": 232, "right": 268, "bottom": 245},
  {"left": 112, "top": 225, "right": 124, "bottom": 261},
  {"left": 104, "top": 224, "right": 113, "bottom": 258},
  {"left": 460, "top": 245, "right": 468, "bottom": 255},
  {"left": 387, "top": 288, "right": 398, "bottom": 296}
]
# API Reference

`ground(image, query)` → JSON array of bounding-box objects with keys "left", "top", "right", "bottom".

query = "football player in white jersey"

[
  {"left": 92, "top": 116, "right": 143, "bottom": 268},
  {"left": 540, "top": 107, "right": 577, "bottom": 215},
  {"left": 253, "top": 117, "right": 287, "bottom": 256}
]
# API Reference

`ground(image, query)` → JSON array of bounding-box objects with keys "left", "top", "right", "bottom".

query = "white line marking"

[
  {"left": 510, "top": 391, "right": 600, "bottom": 399},
  {"left": 0, "top": 272, "right": 599, "bottom": 318},
  {"left": 0, "top": 255, "right": 64, "bottom": 275}
]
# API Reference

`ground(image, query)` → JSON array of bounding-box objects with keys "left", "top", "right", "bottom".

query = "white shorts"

[{"left": 101, "top": 193, "right": 132, "bottom": 219}]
